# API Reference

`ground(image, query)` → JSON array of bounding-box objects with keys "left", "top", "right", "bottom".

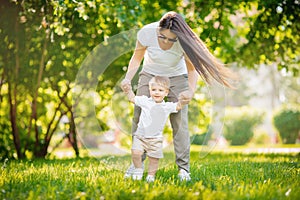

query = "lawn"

[{"left": 1, "top": 150, "right": 299, "bottom": 200}]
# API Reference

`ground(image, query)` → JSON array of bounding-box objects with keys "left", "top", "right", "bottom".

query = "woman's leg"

[{"left": 168, "top": 74, "right": 190, "bottom": 173}]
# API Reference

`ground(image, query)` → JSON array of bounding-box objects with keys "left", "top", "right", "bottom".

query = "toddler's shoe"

[
  {"left": 146, "top": 175, "right": 155, "bottom": 182},
  {"left": 178, "top": 169, "right": 191, "bottom": 181},
  {"left": 124, "top": 163, "right": 135, "bottom": 179},
  {"left": 132, "top": 168, "right": 144, "bottom": 180},
  {"left": 124, "top": 163, "right": 144, "bottom": 179}
]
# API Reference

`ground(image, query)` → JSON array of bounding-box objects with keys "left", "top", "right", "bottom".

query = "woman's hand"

[
  {"left": 178, "top": 89, "right": 194, "bottom": 105},
  {"left": 120, "top": 78, "right": 135, "bottom": 103},
  {"left": 120, "top": 78, "right": 132, "bottom": 93}
]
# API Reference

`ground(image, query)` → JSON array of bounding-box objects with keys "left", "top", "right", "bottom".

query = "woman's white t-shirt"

[{"left": 137, "top": 22, "right": 187, "bottom": 77}]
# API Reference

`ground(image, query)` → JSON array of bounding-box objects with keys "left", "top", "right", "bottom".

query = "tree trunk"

[
  {"left": 31, "top": 29, "right": 49, "bottom": 158},
  {"left": 0, "top": 71, "right": 4, "bottom": 104},
  {"left": 8, "top": 17, "right": 24, "bottom": 159},
  {"left": 69, "top": 111, "right": 80, "bottom": 157},
  {"left": 8, "top": 83, "right": 24, "bottom": 159},
  {"left": 57, "top": 83, "right": 80, "bottom": 157}
]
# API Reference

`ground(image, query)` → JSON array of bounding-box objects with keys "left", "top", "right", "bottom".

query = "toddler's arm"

[
  {"left": 120, "top": 79, "right": 135, "bottom": 103},
  {"left": 126, "top": 90, "right": 135, "bottom": 103},
  {"left": 176, "top": 101, "right": 182, "bottom": 111}
]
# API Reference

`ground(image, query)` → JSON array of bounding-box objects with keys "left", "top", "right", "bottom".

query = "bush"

[
  {"left": 223, "top": 106, "right": 265, "bottom": 145},
  {"left": 191, "top": 131, "right": 212, "bottom": 146},
  {"left": 273, "top": 106, "right": 300, "bottom": 144}
]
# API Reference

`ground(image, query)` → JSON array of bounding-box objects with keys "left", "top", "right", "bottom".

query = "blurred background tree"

[
  {"left": 273, "top": 106, "right": 300, "bottom": 144},
  {"left": 223, "top": 106, "right": 265, "bottom": 145},
  {"left": 0, "top": 0, "right": 299, "bottom": 159}
]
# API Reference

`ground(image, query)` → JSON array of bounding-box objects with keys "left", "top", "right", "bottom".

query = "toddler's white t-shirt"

[
  {"left": 134, "top": 96, "right": 178, "bottom": 138},
  {"left": 137, "top": 22, "right": 187, "bottom": 77}
]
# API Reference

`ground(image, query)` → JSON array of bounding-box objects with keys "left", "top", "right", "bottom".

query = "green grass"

[{"left": 1, "top": 151, "right": 299, "bottom": 200}]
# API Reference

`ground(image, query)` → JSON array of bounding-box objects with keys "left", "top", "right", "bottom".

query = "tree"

[
  {"left": 0, "top": 0, "right": 68, "bottom": 158},
  {"left": 0, "top": 0, "right": 149, "bottom": 159},
  {"left": 273, "top": 107, "right": 300, "bottom": 144}
]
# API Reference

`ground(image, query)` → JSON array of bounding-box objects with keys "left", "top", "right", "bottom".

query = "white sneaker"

[
  {"left": 124, "top": 163, "right": 144, "bottom": 179},
  {"left": 146, "top": 175, "right": 155, "bottom": 182},
  {"left": 178, "top": 169, "right": 191, "bottom": 181},
  {"left": 132, "top": 168, "right": 144, "bottom": 180},
  {"left": 124, "top": 164, "right": 135, "bottom": 179}
]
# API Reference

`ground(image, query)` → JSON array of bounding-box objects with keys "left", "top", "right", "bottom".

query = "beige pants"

[
  {"left": 132, "top": 136, "right": 163, "bottom": 158},
  {"left": 132, "top": 71, "right": 190, "bottom": 172}
]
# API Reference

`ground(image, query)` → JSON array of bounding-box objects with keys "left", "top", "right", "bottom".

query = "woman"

[{"left": 121, "top": 11, "right": 236, "bottom": 181}]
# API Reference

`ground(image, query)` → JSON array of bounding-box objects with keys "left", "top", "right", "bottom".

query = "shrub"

[
  {"left": 223, "top": 106, "right": 265, "bottom": 145},
  {"left": 273, "top": 106, "right": 300, "bottom": 144},
  {"left": 191, "top": 131, "right": 211, "bottom": 146}
]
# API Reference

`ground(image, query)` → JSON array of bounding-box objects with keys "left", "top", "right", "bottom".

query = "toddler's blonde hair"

[{"left": 149, "top": 76, "right": 170, "bottom": 90}]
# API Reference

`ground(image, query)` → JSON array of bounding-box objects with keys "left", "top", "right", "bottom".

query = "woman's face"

[{"left": 157, "top": 29, "right": 177, "bottom": 49}]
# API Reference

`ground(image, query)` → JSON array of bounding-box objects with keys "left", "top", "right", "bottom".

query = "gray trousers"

[{"left": 132, "top": 71, "right": 190, "bottom": 172}]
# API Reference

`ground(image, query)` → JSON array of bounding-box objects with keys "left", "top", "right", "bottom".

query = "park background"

[
  {"left": 0, "top": 0, "right": 300, "bottom": 199},
  {"left": 0, "top": 0, "right": 299, "bottom": 159}
]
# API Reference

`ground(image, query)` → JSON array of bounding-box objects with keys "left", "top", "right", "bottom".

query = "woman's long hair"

[{"left": 159, "top": 11, "right": 237, "bottom": 88}]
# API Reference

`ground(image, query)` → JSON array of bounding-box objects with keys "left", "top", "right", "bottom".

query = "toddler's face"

[{"left": 149, "top": 83, "right": 168, "bottom": 103}]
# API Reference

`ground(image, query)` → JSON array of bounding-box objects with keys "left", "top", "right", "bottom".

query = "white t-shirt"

[
  {"left": 137, "top": 22, "right": 187, "bottom": 77},
  {"left": 134, "top": 96, "right": 178, "bottom": 138}
]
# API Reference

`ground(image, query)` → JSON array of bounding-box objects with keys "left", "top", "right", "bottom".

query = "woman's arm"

[
  {"left": 124, "top": 41, "right": 146, "bottom": 81},
  {"left": 120, "top": 41, "right": 146, "bottom": 94},
  {"left": 185, "top": 55, "right": 198, "bottom": 93},
  {"left": 178, "top": 55, "right": 198, "bottom": 105},
  {"left": 121, "top": 41, "right": 145, "bottom": 104}
]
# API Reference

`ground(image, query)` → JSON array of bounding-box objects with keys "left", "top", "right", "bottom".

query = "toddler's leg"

[
  {"left": 148, "top": 156, "right": 159, "bottom": 176},
  {"left": 132, "top": 149, "right": 143, "bottom": 168},
  {"left": 131, "top": 149, "right": 144, "bottom": 180}
]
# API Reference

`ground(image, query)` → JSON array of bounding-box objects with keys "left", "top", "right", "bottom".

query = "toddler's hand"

[{"left": 178, "top": 90, "right": 194, "bottom": 105}]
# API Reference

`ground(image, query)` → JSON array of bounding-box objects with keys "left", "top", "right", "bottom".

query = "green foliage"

[
  {"left": 0, "top": 122, "right": 14, "bottom": 161},
  {"left": 190, "top": 132, "right": 210, "bottom": 145},
  {"left": 223, "top": 106, "right": 265, "bottom": 145},
  {"left": 273, "top": 106, "right": 300, "bottom": 144},
  {"left": 237, "top": 0, "right": 300, "bottom": 74},
  {"left": 181, "top": 0, "right": 243, "bottom": 63},
  {"left": 1, "top": 152, "right": 299, "bottom": 199},
  {"left": 182, "top": 0, "right": 300, "bottom": 74}
]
